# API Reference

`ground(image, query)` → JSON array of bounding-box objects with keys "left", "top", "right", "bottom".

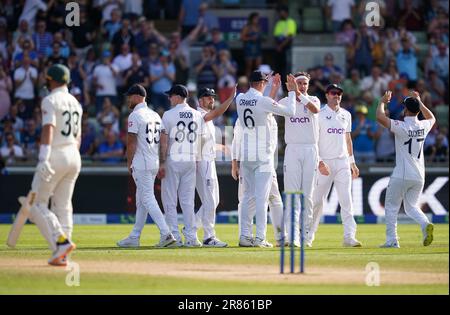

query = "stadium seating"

[{"left": 302, "top": 7, "right": 324, "bottom": 32}]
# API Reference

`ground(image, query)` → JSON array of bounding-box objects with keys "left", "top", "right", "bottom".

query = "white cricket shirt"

[
  {"left": 128, "top": 102, "right": 163, "bottom": 170},
  {"left": 161, "top": 103, "right": 205, "bottom": 161},
  {"left": 318, "top": 104, "right": 352, "bottom": 160},
  {"left": 41, "top": 86, "right": 83, "bottom": 148},
  {"left": 282, "top": 94, "right": 320, "bottom": 145},
  {"left": 236, "top": 88, "right": 296, "bottom": 162},
  {"left": 390, "top": 116, "right": 434, "bottom": 182},
  {"left": 197, "top": 106, "right": 216, "bottom": 161}
]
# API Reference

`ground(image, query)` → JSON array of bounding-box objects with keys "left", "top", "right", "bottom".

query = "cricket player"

[
  {"left": 232, "top": 118, "right": 286, "bottom": 247},
  {"left": 280, "top": 71, "right": 321, "bottom": 247},
  {"left": 159, "top": 84, "right": 206, "bottom": 247},
  {"left": 309, "top": 84, "right": 362, "bottom": 247},
  {"left": 376, "top": 91, "right": 435, "bottom": 248},
  {"left": 116, "top": 84, "right": 176, "bottom": 248},
  {"left": 195, "top": 86, "right": 236, "bottom": 247},
  {"left": 26, "top": 64, "right": 81, "bottom": 266},
  {"left": 232, "top": 73, "right": 286, "bottom": 247},
  {"left": 235, "top": 70, "right": 297, "bottom": 247}
]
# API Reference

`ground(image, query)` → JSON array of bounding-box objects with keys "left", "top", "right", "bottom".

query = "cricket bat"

[{"left": 6, "top": 192, "right": 35, "bottom": 248}]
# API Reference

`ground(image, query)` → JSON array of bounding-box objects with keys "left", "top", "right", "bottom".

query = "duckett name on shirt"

[
  {"left": 327, "top": 127, "right": 345, "bottom": 134},
  {"left": 290, "top": 117, "right": 310, "bottom": 123},
  {"left": 408, "top": 129, "right": 425, "bottom": 137}
]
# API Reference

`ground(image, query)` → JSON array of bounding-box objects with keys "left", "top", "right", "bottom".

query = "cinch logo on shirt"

[
  {"left": 327, "top": 127, "right": 345, "bottom": 134},
  {"left": 408, "top": 129, "right": 425, "bottom": 137},
  {"left": 290, "top": 117, "right": 310, "bottom": 123},
  {"left": 179, "top": 112, "right": 193, "bottom": 118},
  {"left": 239, "top": 99, "right": 257, "bottom": 106}
]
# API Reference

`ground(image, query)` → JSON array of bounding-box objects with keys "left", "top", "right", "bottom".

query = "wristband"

[
  {"left": 38, "top": 144, "right": 51, "bottom": 162},
  {"left": 348, "top": 155, "right": 355, "bottom": 164},
  {"left": 299, "top": 93, "right": 310, "bottom": 105}
]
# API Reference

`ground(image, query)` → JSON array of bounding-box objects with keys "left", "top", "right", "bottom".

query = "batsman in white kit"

[
  {"left": 235, "top": 70, "right": 297, "bottom": 247},
  {"left": 117, "top": 84, "right": 176, "bottom": 248},
  {"left": 376, "top": 91, "right": 435, "bottom": 248},
  {"left": 280, "top": 71, "right": 321, "bottom": 248},
  {"left": 159, "top": 84, "right": 206, "bottom": 247},
  {"left": 7, "top": 64, "right": 81, "bottom": 266},
  {"left": 195, "top": 86, "right": 236, "bottom": 247},
  {"left": 309, "top": 84, "right": 362, "bottom": 247}
]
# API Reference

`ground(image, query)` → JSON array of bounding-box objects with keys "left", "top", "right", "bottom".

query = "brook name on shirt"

[{"left": 179, "top": 112, "right": 193, "bottom": 118}]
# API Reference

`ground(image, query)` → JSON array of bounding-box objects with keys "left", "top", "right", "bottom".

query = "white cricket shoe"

[
  {"left": 288, "top": 240, "right": 301, "bottom": 247},
  {"left": 379, "top": 241, "right": 400, "bottom": 248},
  {"left": 343, "top": 238, "right": 362, "bottom": 247},
  {"left": 184, "top": 238, "right": 202, "bottom": 247},
  {"left": 117, "top": 236, "right": 140, "bottom": 248},
  {"left": 305, "top": 240, "right": 313, "bottom": 248},
  {"left": 238, "top": 236, "right": 254, "bottom": 247},
  {"left": 156, "top": 233, "right": 177, "bottom": 248},
  {"left": 203, "top": 237, "right": 228, "bottom": 247},
  {"left": 422, "top": 223, "right": 434, "bottom": 246},
  {"left": 48, "top": 241, "right": 76, "bottom": 266},
  {"left": 254, "top": 238, "right": 273, "bottom": 248}
]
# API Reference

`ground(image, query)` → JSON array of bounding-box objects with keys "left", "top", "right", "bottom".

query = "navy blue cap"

[
  {"left": 249, "top": 70, "right": 269, "bottom": 82},
  {"left": 198, "top": 87, "right": 216, "bottom": 98},
  {"left": 165, "top": 84, "right": 188, "bottom": 98},
  {"left": 326, "top": 84, "right": 344, "bottom": 93}
]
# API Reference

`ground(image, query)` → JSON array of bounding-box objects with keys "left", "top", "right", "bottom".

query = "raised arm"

[
  {"left": 263, "top": 74, "right": 297, "bottom": 117},
  {"left": 203, "top": 85, "right": 237, "bottom": 122},
  {"left": 411, "top": 91, "right": 435, "bottom": 125},
  {"left": 376, "top": 91, "right": 392, "bottom": 129}
]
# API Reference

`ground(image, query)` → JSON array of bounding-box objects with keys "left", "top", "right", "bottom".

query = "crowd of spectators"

[{"left": 0, "top": 0, "right": 448, "bottom": 166}]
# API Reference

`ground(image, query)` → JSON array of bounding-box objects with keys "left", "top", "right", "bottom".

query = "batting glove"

[{"left": 37, "top": 160, "right": 55, "bottom": 182}]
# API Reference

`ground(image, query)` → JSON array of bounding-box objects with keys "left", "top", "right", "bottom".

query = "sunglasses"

[{"left": 329, "top": 90, "right": 342, "bottom": 96}]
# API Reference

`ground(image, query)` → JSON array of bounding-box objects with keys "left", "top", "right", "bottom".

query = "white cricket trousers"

[
  {"left": 310, "top": 157, "right": 357, "bottom": 241},
  {"left": 283, "top": 144, "right": 318, "bottom": 243},
  {"left": 161, "top": 160, "right": 197, "bottom": 241},
  {"left": 129, "top": 169, "right": 170, "bottom": 237},
  {"left": 238, "top": 170, "right": 284, "bottom": 241},
  {"left": 28, "top": 145, "right": 81, "bottom": 251},
  {"left": 195, "top": 160, "right": 220, "bottom": 240},
  {"left": 240, "top": 160, "right": 275, "bottom": 241},
  {"left": 384, "top": 177, "right": 430, "bottom": 243}
]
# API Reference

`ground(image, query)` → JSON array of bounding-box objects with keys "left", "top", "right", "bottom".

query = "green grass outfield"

[{"left": 0, "top": 224, "right": 448, "bottom": 295}]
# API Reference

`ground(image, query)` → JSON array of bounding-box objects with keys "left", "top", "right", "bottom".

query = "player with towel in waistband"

[{"left": 376, "top": 91, "right": 435, "bottom": 248}]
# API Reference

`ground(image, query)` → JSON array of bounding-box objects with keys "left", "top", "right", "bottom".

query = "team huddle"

[{"left": 8, "top": 64, "right": 436, "bottom": 266}]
